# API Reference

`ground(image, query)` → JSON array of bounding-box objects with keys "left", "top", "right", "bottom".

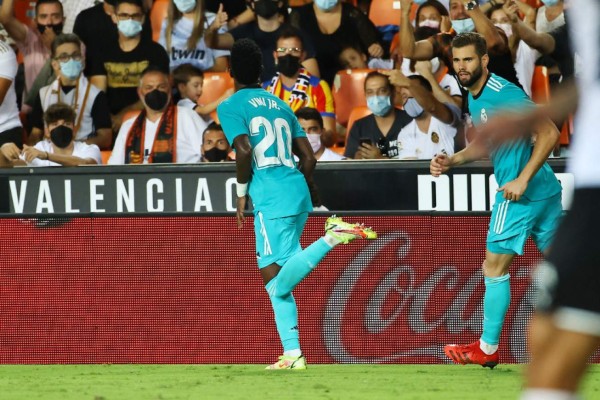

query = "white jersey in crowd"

[
  {"left": 177, "top": 98, "right": 212, "bottom": 124},
  {"left": 26, "top": 139, "right": 102, "bottom": 166},
  {"left": 396, "top": 115, "right": 457, "bottom": 160},
  {"left": 535, "top": 5, "right": 565, "bottom": 34},
  {"left": 318, "top": 147, "right": 345, "bottom": 161},
  {"left": 159, "top": 12, "right": 230, "bottom": 71},
  {"left": 567, "top": 0, "right": 600, "bottom": 188},
  {"left": 0, "top": 41, "right": 22, "bottom": 133},
  {"left": 39, "top": 76, "right": 102, "bottom": 141},
  {"left": 515, "top": 41, "right": 540, "bottom": 98},
  {"left": 108, "top": 106, "right": 207, "bottom": 165}
]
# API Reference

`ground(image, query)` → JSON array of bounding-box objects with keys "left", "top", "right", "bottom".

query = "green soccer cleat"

[
  {"left": 325, "top": 215, "right": 378, "bottom": 244},
  {"left": 265, "top": 355, "right": 307, "bottom": 370}
]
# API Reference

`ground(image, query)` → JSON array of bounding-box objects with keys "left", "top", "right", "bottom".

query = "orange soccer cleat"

[{"left": 444, "top": 340, "right": 499, "bottom": 369}]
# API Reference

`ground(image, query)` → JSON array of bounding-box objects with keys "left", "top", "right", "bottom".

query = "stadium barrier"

[
  {"left": 2, "top": 160, "right": 591, "bottom": 364},
  {"left": 0, "top": 213, "right": 577, "bottom": 364}
]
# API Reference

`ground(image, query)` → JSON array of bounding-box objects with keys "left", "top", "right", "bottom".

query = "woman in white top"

[
  {"left": 159, "top": 0, "right": 229, "bottom": 71},
  {"left": 535, "top": 0, "right": 565, "bottom": 33}
]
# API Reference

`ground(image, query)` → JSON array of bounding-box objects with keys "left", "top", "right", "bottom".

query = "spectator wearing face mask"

[
  {"left": 289, "top": 0, "right": 384, "bottom": 85},
  {"left": 0, "top": 0, "right": 65, "bottom": 101},
  {"left": 89, "top": 0, "right": 170, "bottom": 133},
  {"left": 108, "top": 66, "right": 206, "bottom": 165},
  {"left": 201, "top": 123, "right": 233, "bottom": 162},
  {"left": 29, "top": 34, "right": 112, "bottom": 150},
  {"left": 344, "top": 71, "right": 412, "bottom": 159},
  {"left": 73, "top": 0, "right": 152, "bottom": 75},
  {"left": 382, "top": 71, "right": 461, "bottom": 159},
  {"left": 0, "top": 103, "right": 101, "bottom": 167},
  {"left": 205, "top": 0, "right": 320, "bottom": 82},
  {"left": 414, "top": 0, "right": 451, "bottom": 32},
  {"left": 535, "top": 0, "right": 565, "bottom": 33},
  {"left": 264, "top": 29, "right": 337, "bottom": 137},
  {"left": 486, "top": 3, "right": 538, "bottom": 97},
  {"left": 296, "top": 107, "right": 345, "bottom": 161},
  {"left": 399, "top": 0, "right": 520, "bottom": 87},
  {"left": 159, "top": 0, "right": 229, "bottom": 72}
]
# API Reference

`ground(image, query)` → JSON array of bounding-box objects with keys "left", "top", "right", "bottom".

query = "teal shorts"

[
  {"left": 487, "top": 192, "right": 562, "bottom": 255},
  {"left": 254, "top": 211, "right": 309, "bottom": 268}
]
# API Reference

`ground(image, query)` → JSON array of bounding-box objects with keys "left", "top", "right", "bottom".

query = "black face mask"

[
  {"left": 144, "top": 89, "right": 169, "bottom": 111},
  {"left": 50, "top": 125, "right": 73, "bottom": 148},
  {"left": 37, "top": 23, "right": 63, "bottom": 35},
  {"left": 254, "top": 0, "right": 279, "bottom": 18},
  {"left": 276, "top": 55, "right": 301, "bottom": 77},
  {"left": 204, "top": 147, "right": 229, "bottom": 162}
]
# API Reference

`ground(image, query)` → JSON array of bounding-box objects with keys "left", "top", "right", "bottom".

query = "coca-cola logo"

[{"left": 323, "top": 231, "right": 536, "bottom": 363}]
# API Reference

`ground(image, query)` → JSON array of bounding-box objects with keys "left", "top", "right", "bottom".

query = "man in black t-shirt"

[
  {"left": 73, "top": 0, "right": 152, "bottom": 77},
  {"left": 88, "top": 0, "right": 169, "bottom": 132},
  {"left": 204, "top": 0, "right": 319, "bottom": 82}
]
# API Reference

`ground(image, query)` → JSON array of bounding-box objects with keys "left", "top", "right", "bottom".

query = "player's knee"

[{"left": 482, "top": 260, "right": 509, "bottom": 278}]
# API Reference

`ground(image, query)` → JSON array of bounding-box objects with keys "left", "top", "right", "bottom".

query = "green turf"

[{"left": 0, "top": 364, "right": 599, "bottom": 400}]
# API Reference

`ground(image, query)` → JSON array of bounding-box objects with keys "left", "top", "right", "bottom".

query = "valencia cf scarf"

[
  {"left": 124, "top": 104, "right": 178, "bottom": 164},
  {"left": 267, "top": 68, "right": 311, "bottom": 112}
]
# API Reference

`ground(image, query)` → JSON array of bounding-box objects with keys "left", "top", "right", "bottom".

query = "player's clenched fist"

[{"left": 430, "top": 154, "right": 451, "bottom": 177}]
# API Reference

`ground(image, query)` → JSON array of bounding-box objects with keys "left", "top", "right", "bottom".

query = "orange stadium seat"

[
  {"left": 531, "top": 66, "right": 550, "bottom": 104},
  {"left": 332, "top": 68, "right": 373, "bottom": 127},
  {"left": 150, "top": 0, "right": 169, "bottom": 42},
  {"left": 369, "top": 0, "right": 417, "bottom": 26},
  {"left": 345, "top": 105, "right": 372, "bottom": 142},
  {"left": 197, "top": 72, "right": 234, "bottom": 108},
  {"left": 101, "top": 150, "right": 112, "bottom": 165}
]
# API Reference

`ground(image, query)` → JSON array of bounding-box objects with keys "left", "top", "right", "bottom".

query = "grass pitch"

[{"left": 0, "top": 364, "right": 599, "bottom": 400}]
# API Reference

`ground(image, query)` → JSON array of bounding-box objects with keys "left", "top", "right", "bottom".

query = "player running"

[
  {"left": 431, "top": 32, "right": 562, "bottom": 368},
  {"left": 217, "top": 38, "right": 376, "bottom": 370}
]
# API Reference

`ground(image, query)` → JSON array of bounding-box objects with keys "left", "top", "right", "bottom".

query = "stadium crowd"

[{"left": 0, "top": 0, "right": 572, "bottom": 167}]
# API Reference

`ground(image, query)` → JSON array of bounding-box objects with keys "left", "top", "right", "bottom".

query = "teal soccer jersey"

[
  {"left": 217, "top": 87, "right": 312, "bottom": 218},
  {"left": 468, "top": 73, "right": 561, "bottom": 201}
]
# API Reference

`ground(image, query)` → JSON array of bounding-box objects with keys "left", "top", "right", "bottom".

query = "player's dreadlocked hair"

[{"left": 230, "top": 38, "right": 263, "bottom": 86}]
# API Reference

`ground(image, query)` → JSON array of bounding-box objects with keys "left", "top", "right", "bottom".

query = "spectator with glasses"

[
  {"left": 205, "top": 0, "right": 320, "bottom": 82},
  {"left": 74, "top": 0, "right": 152, "bottom": 76},
  {"left": 89, "top": 0, "right": 169, "bottom": 133},
  {"left": 29, "top": 34, "right": 112, "bottom": 150},
  {"left": 264, "top": 28, "right": 336, "bottom": 139},
  {"left": 0, "top": 0, "right": 65, "bottom": 103}
]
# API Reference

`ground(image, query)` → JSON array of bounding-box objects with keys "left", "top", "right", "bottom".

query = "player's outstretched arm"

[
  {"left": 293, "top": 137, "right": 321, "bottom": 207},
  {"left": 233, "top": 135, "right": 252, "bottom": 228}
]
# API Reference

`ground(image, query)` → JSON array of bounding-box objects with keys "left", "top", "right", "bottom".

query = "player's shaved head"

[{"left": 230, "top": 38, "right": 263, "bottom": 86}]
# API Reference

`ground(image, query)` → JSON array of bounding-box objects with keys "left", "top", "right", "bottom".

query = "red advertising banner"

[{"left": 0, "top": 215, "right": 576, "bottom": 364}]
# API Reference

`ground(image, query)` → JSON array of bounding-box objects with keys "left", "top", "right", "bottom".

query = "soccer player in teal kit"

[
  {"left": 430, "top": 33, "right": 562, "bottom": 368},
  {"left": 217, "top": 39, "right": 377, "bottom": 370}
]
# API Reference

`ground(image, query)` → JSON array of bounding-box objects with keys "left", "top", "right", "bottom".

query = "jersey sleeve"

[
  {"left": 217, "top": 99, "right": 249, "bottom": 146},
  {"left": 0, "top": 44, "right": 17, "bottom": 80}
]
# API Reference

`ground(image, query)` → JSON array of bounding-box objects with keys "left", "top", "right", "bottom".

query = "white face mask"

[
  {"left": 418, "top": 19, "right": 440, "bottom": 29},
  {"left": 494, "top": 23, "right": 513, "bottom": 38},
  {"left": 307, "top": 133, "right": 322, "bottom": 153},
  {"left": 401, "top": 57, "right": 440, "bottom": 75}
]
